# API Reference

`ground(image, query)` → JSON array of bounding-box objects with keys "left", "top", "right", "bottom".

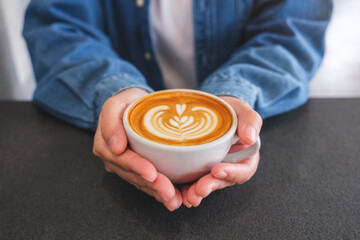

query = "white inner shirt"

[{"left": 149, "top": 0, "right": 196, "bottom": 89}]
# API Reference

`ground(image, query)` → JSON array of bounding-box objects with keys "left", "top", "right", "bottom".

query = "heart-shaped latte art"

[
  {"left": 128, "top": 90, "right": 233, "bottom": 146},
  {"left": 143, "top": 104, "right": 218, "bottom": 141}
]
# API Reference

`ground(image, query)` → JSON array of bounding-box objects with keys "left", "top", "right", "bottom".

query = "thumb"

[
  {"left": 99, "top": 88, "right": 149, "bottom": 155},
  {"left": 99, "top": 97, "right": 129, "bottom": 155},
  {"left": 220, "top": 97, "right": 262, "bottom": 146}
]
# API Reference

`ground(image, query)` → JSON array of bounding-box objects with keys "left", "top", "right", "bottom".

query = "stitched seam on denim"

[
  {"left": 112, "top": 85, "right": 154, "bottom": 97},
  {"left": 100, "top": 73, "right": 146, "bottom": 85},
  {"left": 203, "top": 76, "right": 256, "bottom": 92},
  {"left": 201, "top": 73, "right": 259, "bottom": 107}
]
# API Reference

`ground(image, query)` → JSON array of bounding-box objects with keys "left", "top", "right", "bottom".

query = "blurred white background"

[
  {"left": 310, "top": 0, "right": 360, "bottom": 97},
  {"left": 0, "top": 0, "right": 35, "bottom": 100},
  {"left": 0, "top": 0, "right": 359, "bottom": 100}
]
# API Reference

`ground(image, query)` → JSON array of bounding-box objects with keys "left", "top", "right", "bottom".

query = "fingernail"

[
  {"left": 160, "top": 190, "right": 173, "bottom": 202},
  {"left": 166, "top": 199, "right": 181, "bottom": 211},
  {"left": 109, "top": 135, "right": 118, "bottom": 153},
  {"left": 215, "top": 171, "right": 227, "bottom": 179},
  {"left": 162, "top": 195, "right": 170, "bottom": 202},
  {"left": 205, "top": 183, "right": 217, "bottom": 197},
  {"left": 244, "top": 125, "right": 256, "bottom": 143},
  {"left": 193, "top": 198, "right": 202, "bottom": 207},
  {"left": 141, "top": 172, "right": 157, "bottom": 183}
]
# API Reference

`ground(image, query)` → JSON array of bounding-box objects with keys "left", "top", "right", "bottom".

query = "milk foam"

[{"left": 143, "top": 104, "right": 218, "bottom": 141}]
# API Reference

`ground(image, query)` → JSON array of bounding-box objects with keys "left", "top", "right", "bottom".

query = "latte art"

[
  {"left": 128, "top": 90, "right": 233, "bottom": 146},
  {"left": 144, "top": 104, "right": 218, "bottom": 141}
]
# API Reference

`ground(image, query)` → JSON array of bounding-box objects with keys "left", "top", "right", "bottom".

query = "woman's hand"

[
  {"left": 93, "top": 88, "right": 182, "bottom": 211},
  {"left": 181, "top": 96, "right": 262, "bottom": 207}
]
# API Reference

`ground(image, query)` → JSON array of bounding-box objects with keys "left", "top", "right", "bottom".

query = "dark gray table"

[{"left": 1, "top": 100, "right": 360, "bottom": 239}]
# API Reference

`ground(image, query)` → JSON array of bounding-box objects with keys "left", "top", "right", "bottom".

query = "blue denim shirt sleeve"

[
  {"left": 199, "top": 0, "right": 333, "bottom": 119},
  {"left": 23, "top": 0, "right": 154, "bottom": 130},
  {"left": 24, "top": 0, "right": 333, "bottom": 129}
]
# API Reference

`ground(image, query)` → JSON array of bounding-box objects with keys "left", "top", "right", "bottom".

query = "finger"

[
  {"left": 99, "top": 89, "right": 149, "bottom": 155},
  {"left": 95, "top": 133, "right": 157, "bottom": 183},
  {"left": 186, "top": 182, "right": 203, "bottom": 207},
  {"left": 105, "top": 161, "right": 174, "bottom": 201},
  {"left": 228, "top": 143, "right": 250, "bottom": 153},
  {"left": 104, "top": 161, "right": 149, "bottom": 187},
  {"left": 194, "top": 174, "right": 235, "bottom": 198},
  {"left": 162, "top": 188, "right": 182, "bottom": 211},
  {"left": 235, "top": 103, "right": 262, "bottom": 145},
  {"left": 151, "top": 173, "right": 176, "bottom": 201},
  {"left": 115, "top": 150, "right": 158, "bottom": 182},
  {"left": 124, "top": 177, "right": 170, "bottom": 205},
  {"left": 181, "top": 184, "right": 192, "bottom": 208},
  {"left": 104, "top": 162, "right": 161, "bottom": 200},
  {"left": 125, "top": 180, "right": 180, "bottom": 212},
  {"left": 211, "top": 153, "right": 260, "bottom": 184},
  {"left": 132, "top": 182, "right": 164, "bottom": 202},
  {"left": 100, "top": 97, "right": 128, "bottom": 155},
  {"left": 93, "top": 115, "right": 105, "bottom": 158},
  {"left": 137, "top": 177, "right": 181, "bottom": 211},
  {"left": 220, "top": 97, "right": 262, "bottom": 145}
]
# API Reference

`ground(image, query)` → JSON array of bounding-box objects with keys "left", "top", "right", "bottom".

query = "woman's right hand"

[{"left": 93, "top": 88, "right": 182, "bottom": 211}]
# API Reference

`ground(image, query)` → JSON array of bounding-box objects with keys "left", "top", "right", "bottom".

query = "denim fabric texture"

[{"left": 23, "top": 0, "right": 332, "bottom": 130}]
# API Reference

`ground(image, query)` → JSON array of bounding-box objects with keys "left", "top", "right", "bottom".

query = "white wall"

[
  {"left": 0, "top": 0, "right": 35, "bottom": 100},
  {"left": 310, "top": 0, "right": 360, "bottom": 98},
  {"left": 0, "top": 0, "right": 359, "bottom": 100}
]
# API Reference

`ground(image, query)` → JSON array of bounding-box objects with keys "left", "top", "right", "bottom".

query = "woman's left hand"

[{"left": 181, "top": 96, "right": 262, "bottom": 207}]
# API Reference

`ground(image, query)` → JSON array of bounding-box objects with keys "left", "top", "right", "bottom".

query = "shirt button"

[
  {"left": 136, "top": 0, "right": 144, "bottom": 7},
  {"left": 144, "top": 52, "right": 152, "bottom": 61}
]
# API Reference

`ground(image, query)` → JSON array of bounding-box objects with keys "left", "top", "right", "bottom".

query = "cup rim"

[{"left": 123, "top": 89, "right": 238, "bottom": 151}]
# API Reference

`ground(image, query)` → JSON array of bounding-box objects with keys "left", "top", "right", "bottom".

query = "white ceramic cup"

[{"left": 123, "top": 90, "right": 261, "bottom": 183}]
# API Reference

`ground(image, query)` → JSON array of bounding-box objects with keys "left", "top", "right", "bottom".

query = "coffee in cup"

[
  {"left": 123, "top": 89, "right": 260, "bottom": 183},
  {"left": 127, "top": 89, "right": 233, "bottom": 146}
]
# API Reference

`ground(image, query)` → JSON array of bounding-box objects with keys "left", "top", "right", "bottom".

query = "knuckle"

[
  {"left": 92, "top": 136, "right": 101, "bottom": 157},
  {"left": 92, "top": 146, "right": 98, "bottom": 156},
  {"left": 127, "top": 154, "right": 143, "bottom": 167},
  {"left": 99, "top": 104, "right": 108, "bottom": 118},
  {"left": 254, "top": 112, "right": 263, "bottom": 127},
  {"left": 243, "top": 174, "right": 253, "bottom": 184},
  {"left": 99, "top": 99, "right": 114, "bottom": 122},
  {"left": 134, "top": 184, "right": 150, "bottom": 195},
  {"left": 241, "top": 175, "right": 252, "bottom": 183},
  {"left": 230, "top": 173, "right": 251, "bottom": 184},
  {"left": 244, "top": 110, "right": 262, "bottom": 133},
  {"left": 104, "top": 97, "right": 115, "bottom": 107},
  {"left": 154, "top": 194, "right": 164, "bottom": 203},
  {"left": 253, "top": 110, "right": 261, "bottom": 121},
  {"left": 237, "top": 99, "right": 252, "bottom": 111},
  {"left": 104, "top": 165, "right": 113, "bottom": 173},
  {"left": 247, "top": 108, "right": 259, "bottom": 121},
  {"left": 93, "top": 130, "right": 101, "bottom": 142},
  {"left": 133, "top": 183, "right": 141, "bottom": 190}
]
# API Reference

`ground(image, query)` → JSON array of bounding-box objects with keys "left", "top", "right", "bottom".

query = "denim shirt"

[{"left": 23, "top": 0, "right": 332, "bottom": 130}]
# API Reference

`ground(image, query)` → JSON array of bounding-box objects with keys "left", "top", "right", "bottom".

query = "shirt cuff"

[
  {"left": 93, "top": 74, "right": 154, "bottom": 127},
  {"left": 199, "top": 73, "right": 259, "bottom": 109}
]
